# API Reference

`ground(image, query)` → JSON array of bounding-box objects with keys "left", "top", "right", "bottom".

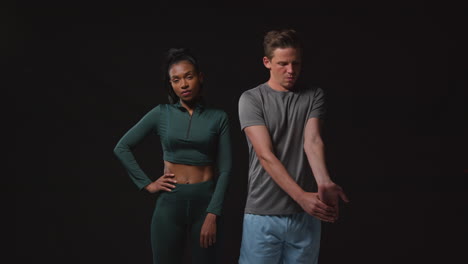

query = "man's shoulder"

[
  {"left": 296, "top": 84, "right": 323, "bottom": 95},
  {"left": 239, "top": 83, "right": 265, "bottom": 102}
]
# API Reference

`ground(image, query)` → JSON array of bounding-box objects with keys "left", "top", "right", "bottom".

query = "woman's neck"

[{"left": 179, "top": 98, "right": 198, "bottom": 115}]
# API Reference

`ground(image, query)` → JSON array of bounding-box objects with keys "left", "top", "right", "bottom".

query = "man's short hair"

[{"left": 263, "top": 29, "right": 301, "bottom": 60}]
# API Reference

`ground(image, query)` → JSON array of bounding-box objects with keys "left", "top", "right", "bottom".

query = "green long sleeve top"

[{"left": 114, "top": 101, "right": 232, "bottom": 216}]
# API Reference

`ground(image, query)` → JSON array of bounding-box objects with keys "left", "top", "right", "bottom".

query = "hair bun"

[{"left": 167, "top": 48, "right": 192, "bottom": 60}]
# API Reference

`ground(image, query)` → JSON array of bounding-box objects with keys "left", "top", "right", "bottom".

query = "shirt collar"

[{"left": 174, "top": 99, "right": 205, "bottom": 113}]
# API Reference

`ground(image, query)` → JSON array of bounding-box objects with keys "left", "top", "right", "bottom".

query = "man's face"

[{"left": 264, "top": 47, "right": 302, "bottom": 90}]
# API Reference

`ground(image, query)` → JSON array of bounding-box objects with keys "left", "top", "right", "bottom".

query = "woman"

[{"left": 114, "top": 48, "right": 232, "bottom": 264}]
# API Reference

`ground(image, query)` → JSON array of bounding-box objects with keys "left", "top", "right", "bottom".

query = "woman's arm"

[
  {"left": 206, "top": 112, "right": 232, "bottom": 216},
  {"left": 200, "top": 112, "right": 232, "bottom": 248},
  {"left": 113, "top": 106, "right": 160, "bottom": 190}
]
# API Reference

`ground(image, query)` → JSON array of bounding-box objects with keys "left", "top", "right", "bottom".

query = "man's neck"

[{"left": 267, "top": 79, "right": 293, "bottom": 92}]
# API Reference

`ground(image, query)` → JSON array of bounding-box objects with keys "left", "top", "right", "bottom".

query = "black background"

[{"left": 11, "top": 2, "right": 467, "bottom": 264}]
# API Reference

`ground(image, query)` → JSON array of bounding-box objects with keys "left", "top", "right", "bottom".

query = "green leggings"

[{"left": 151, "top": 180, "right": 217, "bottom": 264}]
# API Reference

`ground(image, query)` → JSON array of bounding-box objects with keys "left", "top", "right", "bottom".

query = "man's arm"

[
  {"left": 244, "top": 125, "right": 337, "bottom": 222},
  {"left": 303, "top": 118, "right": 349, "bottom": 219}
]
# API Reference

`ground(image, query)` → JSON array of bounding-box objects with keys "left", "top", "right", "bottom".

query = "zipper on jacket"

[{"left": 186, "top": 113, "right": 193, "bottom": 138}]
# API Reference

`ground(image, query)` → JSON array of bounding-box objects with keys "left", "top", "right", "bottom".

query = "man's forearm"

[
  {"left": 257, "top": 151, "right": 306, "bottom": 202},
  {"left": 304, "top": 141, "right": 332, "bottom": 185}
]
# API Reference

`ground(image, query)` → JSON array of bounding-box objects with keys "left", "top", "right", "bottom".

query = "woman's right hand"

[{"left": 144, "top": 173, "right": 177, "bottom": 193}]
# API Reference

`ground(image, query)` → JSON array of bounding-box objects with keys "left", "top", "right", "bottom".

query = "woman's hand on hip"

[
  {"left": 200, "top": 213, "right": 217, "bottom": 248},
  {"left": 144, "top": 173, "right": 177, "bottom": 193}
]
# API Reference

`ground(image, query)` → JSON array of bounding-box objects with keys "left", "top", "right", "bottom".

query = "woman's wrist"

[
  {"left": 144, "top": 182, "right": 156, "bottom": 193},
  {"left": 205, "top": 213, "right": 217, "bottom": 222}
]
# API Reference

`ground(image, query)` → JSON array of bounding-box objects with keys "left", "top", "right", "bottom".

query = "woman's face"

[{"left": 168, "top": 60, "right": 203, "bottom": 102}]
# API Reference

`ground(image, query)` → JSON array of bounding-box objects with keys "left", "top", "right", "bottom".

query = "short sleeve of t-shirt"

[
  {"left": 307, "top": 87, "right": 326, "bottom": 119},
  {"left": 238, "top": 90, "right": 265, "bottom": 130}
]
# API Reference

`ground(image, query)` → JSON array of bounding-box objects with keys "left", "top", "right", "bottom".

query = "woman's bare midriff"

[{"left": 164, "top": 161, "right": 214, "bottom": 184}]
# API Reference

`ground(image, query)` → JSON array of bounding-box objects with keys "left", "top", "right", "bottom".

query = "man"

[{"left": 238, "top": 29, "right": 349, "bottom": 263}]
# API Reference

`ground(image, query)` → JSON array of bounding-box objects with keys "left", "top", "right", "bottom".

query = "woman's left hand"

[{"left": 200, "top": 213, "right": 217, "bottom": 248}]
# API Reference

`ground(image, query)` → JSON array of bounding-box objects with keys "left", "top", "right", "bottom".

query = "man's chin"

[{"left": 283, "top": 81, "right": 296, "bottom": 90}]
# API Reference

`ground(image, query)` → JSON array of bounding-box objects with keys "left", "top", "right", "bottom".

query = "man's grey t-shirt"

[{"left": 238, "top": 83, "right": 326, "bottom": 215}]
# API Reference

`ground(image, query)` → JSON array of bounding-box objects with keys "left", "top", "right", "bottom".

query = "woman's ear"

[{"left": 198, "top": 71, "right": 204, "bottom": 83}]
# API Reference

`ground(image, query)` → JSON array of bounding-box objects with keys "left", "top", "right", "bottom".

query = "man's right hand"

[
  {"left": 144, "top": 173, "right": 177, "bottom": 193},
  {"left": 296, "top": 192, "right": 337, "bottom": 223}
]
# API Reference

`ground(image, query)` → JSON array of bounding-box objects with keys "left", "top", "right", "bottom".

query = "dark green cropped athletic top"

[{"left": 114, "top": 101, "right": 232, "bottom": 216}]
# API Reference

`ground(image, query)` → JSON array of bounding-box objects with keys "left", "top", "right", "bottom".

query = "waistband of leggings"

[{"left": 158, "top": 180, "right": 214, "bottom": 200}]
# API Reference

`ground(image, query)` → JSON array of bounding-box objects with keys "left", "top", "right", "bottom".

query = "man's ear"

[{"left": 263, "top": 56, "right": 271, "bottom": 70}]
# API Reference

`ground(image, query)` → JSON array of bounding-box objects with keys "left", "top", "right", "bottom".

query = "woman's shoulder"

[
  {"left": 202, "top": 105, "right": 229, "bottom": 120},
  {"left": 149, "top": 103, "right": 175, "bottom": 111},
  {"left": 203, "top": 105, "right": 228, "bottom": 115},
  {"left": 148, "top": 104, "right": 163, "bottom": 112},
  {"left": 143, "top": 104, "right": 169, "bottom": 116}
]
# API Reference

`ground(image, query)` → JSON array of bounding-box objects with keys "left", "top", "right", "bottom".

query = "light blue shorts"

[{"left": 239, "top": 212, "right": 321, "bottom": 264}]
